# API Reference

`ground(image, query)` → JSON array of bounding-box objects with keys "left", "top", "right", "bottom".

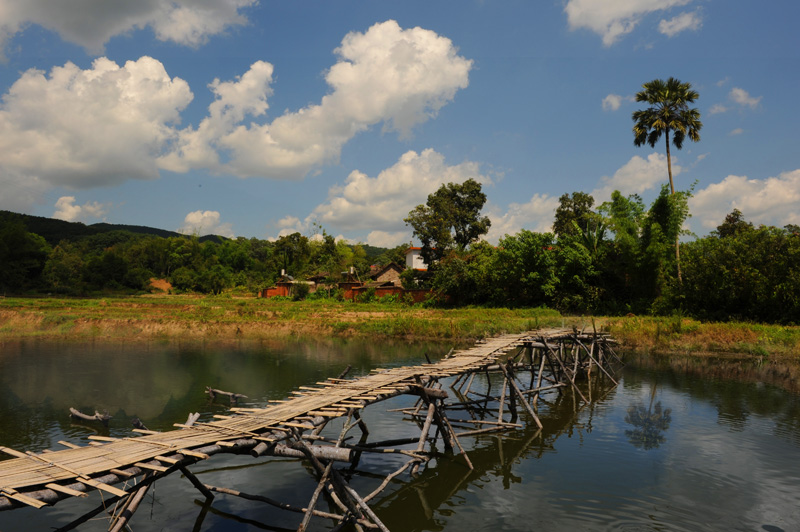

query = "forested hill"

[{"left": 0, "top": 210, "right": 226, "bottom": 245}]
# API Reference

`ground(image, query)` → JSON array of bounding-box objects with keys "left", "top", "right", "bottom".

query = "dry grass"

[
  {"left": 0, "top": 296, "right": 561, "bottom": 343},
  {"left": 600, "top": 315, "right": 800, "bottom": 361},
  {"left": 3, "top": 297, "right": 798, "bottom": 361}
]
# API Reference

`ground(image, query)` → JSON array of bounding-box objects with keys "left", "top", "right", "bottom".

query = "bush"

[{"left": 292, "top": 282, "right": 310, "bottom": 301}]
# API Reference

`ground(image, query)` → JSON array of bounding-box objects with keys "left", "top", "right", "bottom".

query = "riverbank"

[
  {"left": 0, "top": 296, "right": 562, "bottom": 343},
  {"left": 1, "top": 296, "right": 798, "bottom": 361}
]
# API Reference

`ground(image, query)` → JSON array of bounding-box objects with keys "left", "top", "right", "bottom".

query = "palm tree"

[
  {"left": 632, "top": 77, "right": 702, "bottom": 194},
  {"left": 632, "top": 77, "right": 702, "bottom": 283}
]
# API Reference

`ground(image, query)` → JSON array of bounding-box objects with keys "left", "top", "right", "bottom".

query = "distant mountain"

[{"left": 0, "top": 210, "right": 227, "bottom": 245}]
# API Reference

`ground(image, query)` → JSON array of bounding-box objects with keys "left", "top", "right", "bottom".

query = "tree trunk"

[
  {"left": 665, "top": 131, "right": 675, "bottom": 195},
  {"left": 665, "top": 130, "right": 682, "bottom": 284}
]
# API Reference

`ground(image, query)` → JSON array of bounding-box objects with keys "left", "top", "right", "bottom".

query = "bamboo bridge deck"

[{"left": 0, "top": 328, "right": 620, "bottom": 530}]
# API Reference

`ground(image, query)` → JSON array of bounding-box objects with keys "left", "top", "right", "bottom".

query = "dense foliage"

[
  {"left": 2, "top": 192, "right": 799, "bottom": 323},
  {"left": 421, "top": 186, "right": 799, "bottom": 324},
  {"left": 0, "top": 211, "right": 404, "bottom": 297},
  {"left": 404, "top": 179, "right": 491, "bottom": 266}
]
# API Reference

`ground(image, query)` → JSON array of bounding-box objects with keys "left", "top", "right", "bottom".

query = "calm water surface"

[{"left": 1, "top": 339, "right": 799, "bottom": 532}]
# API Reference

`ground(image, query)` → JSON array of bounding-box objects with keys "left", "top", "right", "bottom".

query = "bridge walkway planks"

[{"left": 0, "top": 330, "right": 567, "bottom": 507}]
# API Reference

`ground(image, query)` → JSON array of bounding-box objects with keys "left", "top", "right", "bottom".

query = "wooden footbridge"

[{"left": 0, "top": 328, "right": 620, "bottom": 531}]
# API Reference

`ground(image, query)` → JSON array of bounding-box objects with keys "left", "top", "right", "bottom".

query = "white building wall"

[{"left": 405, "top": 248, "right": 428, "bottom": 270}]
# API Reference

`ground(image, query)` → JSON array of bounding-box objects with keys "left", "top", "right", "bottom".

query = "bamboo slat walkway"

[{"left": 0, "top": 330, "right": 567, "bottom": 511}]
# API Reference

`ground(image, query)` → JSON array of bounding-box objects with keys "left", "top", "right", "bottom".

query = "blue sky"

[{"left": 1, "top": 0, "right": 798, "bottom": 246}]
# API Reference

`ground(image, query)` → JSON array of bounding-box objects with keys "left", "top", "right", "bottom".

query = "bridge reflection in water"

[{"left": 0, "top": 329, "right": 620, "bottom": 531}]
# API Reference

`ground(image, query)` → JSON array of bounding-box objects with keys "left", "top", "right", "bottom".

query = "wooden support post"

[
  {"left": 203, "top": 484, "right": 344, "bottom": 522},
  {"left": 531, "top": 351, "right": 548, "bottom": 406},
  {"left": 337, "top": 364, "right": 353, "bottom": 380},
  {"left": 290, "top": 434, "right": 359, "bottom": 520},
  {"left": 542, "top": 338, "right": 589, "bottom": 404},
  {"left": 68, "top": 407, "right": 111, "bottom": 426},
  {"left": 500, "top": 363, "right": 543, "bottom": 429},
  {"left": 184, "top": 412, "right": 200, "bottom": 427},
  {"left": 364, "top": 460, "right": 416, "bottom": 502},
  {"left": 438, "top": 409, "right": 474, "bottom": 470},
  {"left": 410, "top": 403, "right": 436, "bottom": 476},
  {"left": 108, "top": 476, "right": 151, "bottom": 532},
  {"left": 461, "top": 372, "right": 476, "bottom": 395},
  {"left": 574, "top": 337, "right": 618, "bottom": 385},
  {"left": 179, "top": 465, "right": 215, "bottom": 501},
  {"left": 297, "top": 462, "right": 333, "bottom": 532},
  {"left": 353, "top": 409, "right": 369, "bottom": 437},
  {"left": 497, "top": 376, "right": 507, "bottom": 423},
  {"left": 205, "top": 386, "right": 247, "bottom": 404}
]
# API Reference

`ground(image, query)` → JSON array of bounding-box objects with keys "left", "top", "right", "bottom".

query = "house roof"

[{"left": 370, "top": 261, "right": 404, "bottom": 280}]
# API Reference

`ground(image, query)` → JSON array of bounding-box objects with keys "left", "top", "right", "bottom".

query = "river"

[{"left": 0, "top": 339, "right": 798, "bottom": 531}]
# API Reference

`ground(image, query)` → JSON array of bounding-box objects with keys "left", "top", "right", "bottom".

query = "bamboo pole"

[
  {"left": 297, "top": 462, "right": 333, "bottom": 532},
  {"left": 499, "top": 364, "right": 543, "bottom": 429},
  {"left": 542, "top": 338, "right": 589, "bottom": 403}
]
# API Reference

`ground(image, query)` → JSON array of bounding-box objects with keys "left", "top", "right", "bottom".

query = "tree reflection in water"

[{"left": 625, "top": 385, "right": 672, "bottom": 450}]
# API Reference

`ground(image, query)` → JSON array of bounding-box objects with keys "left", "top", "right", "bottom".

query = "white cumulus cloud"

[
  {"left": 164, "top": 20, "right": 473, "bottom": 179},
  {"left": 0, "top": 170, "right": 49, "bottom": 212},
  {"left": 709, "top": 103, "right": 729, "bottom": 115},
  {"left": 602, "top": 93, "right": 634, "bottom": 111},
  {"left": 602, "top": 94, "right": 623, "bottom": 111},
  {"left": 730, "top": 87, "right": 762, "bottom": 109},
  {"left": 658, "top": 10, "right": 702, "bottom": 37},
  {"left": 485, "top": 194, "right": 560, "bottom": 243},
  {"left": 690, "top": 170, "right": 800, "bottom": 230},
  {"left": 565, "top": 0, "right": 693, "bottom": 46},
  {"left": 0, "top": 56, "right": 192, "bottom": 192},
  {"left": 53, "top": 196, "right": 110, "bottom": 222},
  {"left": 366, "top": 231, "right": 410, "bottom": 248},
  {"left": 0, "top": 0, "right": 256, "bottom": 58},
  {"left": 158, "top": 60, "right": 275, "bottom": 173},
  {"left": 592, "top": 153, "right": 680, "bottom": 203},
  {"left": 178, "top": 210, "right": 234, "bottom": 237},
  {"left": 275, "top": 148, "right": 490, "bottom": 245}
]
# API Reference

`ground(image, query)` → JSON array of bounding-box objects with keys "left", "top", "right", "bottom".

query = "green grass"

[
  {"left": 601, "top": 315, "right": 800, "bottom": 360},
  {"left": 2, "top": 296, "right": 798, "bottom": 360}
]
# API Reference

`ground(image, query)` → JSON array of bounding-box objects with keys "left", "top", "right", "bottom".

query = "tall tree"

[
  {"left": 553, "top": 192, "right": 595, "bottom": 238},
  {"left": 404, "top": 179, "right": 491, "bottom": 267},
  {"left": 632, "top": 77, "right": 702, "bottom": 282},
  {"left": 632, "top": 77, "right": 702, "bottom": 195}
]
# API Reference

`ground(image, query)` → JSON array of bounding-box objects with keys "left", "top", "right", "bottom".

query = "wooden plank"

[
  {"left": 88, "top": 435, "right": 119, "bottom": 442},
  {"left": 177, "top": 449, "right": 209, "bottom": 460},
  {"left": 57, "top": 441, "right": 82, "bottom": 449},
  {"left": 0, "top": 331, "right": 599, "bottom": 498},
  {"left": 45, "top": 483, "right": 88, "bottom": 498},
  {"left": 0, "top": 447, "right": 27, "bottom": 459},
  {"left": 134, "top": 462, "right": 169, "bottom": 473},
  {"left": 78, "top": 477, "right": 129, "bottom": 497},
  {"left": 0, "top": 487, "right": 49, "bottom": 508}
]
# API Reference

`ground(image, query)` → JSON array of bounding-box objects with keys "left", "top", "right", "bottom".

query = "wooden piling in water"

[{"left": 0, "top": 329, "right": 619, "bottom": 531}]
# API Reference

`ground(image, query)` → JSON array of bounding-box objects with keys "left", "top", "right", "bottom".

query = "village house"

[{"left": 404, "top": 246, "right": 428, "bottom": 271}]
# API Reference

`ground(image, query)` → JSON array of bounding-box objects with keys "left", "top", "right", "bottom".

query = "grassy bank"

[
  {"left": 601, "top": 315, "right": 800, "bottom": 361},
  {"left": 0, "top": 296, "right": 563, "bottom": 343},
  {"left": 2, "top": 296, "right": 798, "bottom": 361}
]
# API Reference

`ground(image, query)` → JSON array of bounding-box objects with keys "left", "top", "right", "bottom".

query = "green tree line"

[
  {"left": 2, "top": 192, "right": 799, "bottom": 324},
  {"left": 405, "top": 181, "right": 800, "bottom": 324},
  {"left": 0, "top": 211, "right": 406, "bottom": 297}
]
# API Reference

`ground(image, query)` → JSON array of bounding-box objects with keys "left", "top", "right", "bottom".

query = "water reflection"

[
  {"left": 624, "top": 401, "right": 672, "bottom": 450},
  {"left": 0, "top": 338, "right": 452, "bottom": 454},
  {"left": 2, "top": 343, "right": 800, "bottom": 531}
]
